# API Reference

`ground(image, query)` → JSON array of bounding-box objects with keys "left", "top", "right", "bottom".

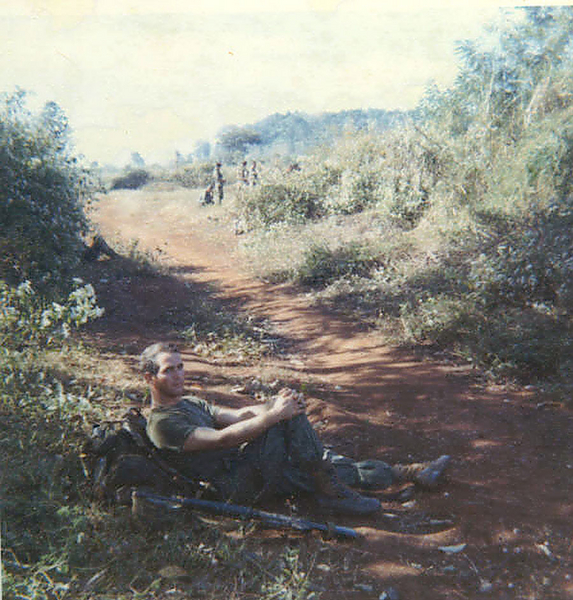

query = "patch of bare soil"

[{"left": 87, "top": 186, "right": 573, "bottom": 599}]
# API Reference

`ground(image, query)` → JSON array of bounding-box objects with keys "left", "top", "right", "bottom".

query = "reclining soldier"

[{"left": 141, "top": 342, "right": 450, "bottom": 516}]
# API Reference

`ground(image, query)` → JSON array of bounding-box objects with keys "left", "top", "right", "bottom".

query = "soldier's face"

[{"left": 150, "top": 352, "right": 185, "bottom": 400}]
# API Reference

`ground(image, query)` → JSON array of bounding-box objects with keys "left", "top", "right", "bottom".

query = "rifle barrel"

[{"left": 133, "top": 489, "right": 360, "bottom": 540}]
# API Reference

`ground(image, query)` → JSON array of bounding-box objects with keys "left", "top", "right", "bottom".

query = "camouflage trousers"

[{"left": 215, "top": 415, "right": 324, "bottom": 504}]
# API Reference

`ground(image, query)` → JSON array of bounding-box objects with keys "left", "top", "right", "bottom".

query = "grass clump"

[
  {"left": 295, "top": 242, "right": 379, "bottom": 288},
  {"left": 182, "top": 310, "right": 285, "bottom": 363},
  {"left": 239, "top": 181, "right": 324, "bottom": 228}
]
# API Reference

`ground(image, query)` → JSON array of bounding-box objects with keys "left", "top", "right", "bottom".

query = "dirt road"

[{"left": 91, "top": 186, "right": 573, "bottom": 599}]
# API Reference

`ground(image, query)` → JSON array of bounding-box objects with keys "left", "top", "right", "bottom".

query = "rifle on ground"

[{"left": 132, "top": 489, "right": 360, "bottom": 540}]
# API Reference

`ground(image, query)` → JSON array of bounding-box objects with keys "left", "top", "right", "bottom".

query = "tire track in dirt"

[{"left": 91, "top": 188, "right": 573, "bottom": 599}]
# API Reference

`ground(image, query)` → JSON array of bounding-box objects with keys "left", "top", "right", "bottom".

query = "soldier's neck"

[{"left": 151, "top": 392, "right": 183, "bottom": 409}]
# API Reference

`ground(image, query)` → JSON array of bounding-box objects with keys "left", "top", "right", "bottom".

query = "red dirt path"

[{"left": 89, "top": 186, "right": 573, "bottom": 599}]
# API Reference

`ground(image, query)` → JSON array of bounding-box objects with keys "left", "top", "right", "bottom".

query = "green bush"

[
  {"left": 110, "top": 168, "right": 150, "bottom": 190},
  {"left": 399, "top": 294, "right": 477, "bottom": 348},
  {"left": 0, "top": 278, "right": 104, "bottom": 350},
  {"left": 398, "top": 287, "right": 570, "bottom": 381},
  {"left": 468, "top": 207, "right": 573, "bottom": 310},
  {"left": 295, "top": 242, "right": 378, "bottom": 288},
  {"left": 324, "top": 169, "right": 383, "bottom": 215},
  {"left": 240, "top": 182, "right": 324, "bottom": 227},
  {"left": 471, "top": 307, "right": 570, "bottom": 380},
  {"left": 0, "top": 90, "right": 96, "bottom": 290},
  {"left": 171, "top": 162, "right": 215, "bottom": 188}
]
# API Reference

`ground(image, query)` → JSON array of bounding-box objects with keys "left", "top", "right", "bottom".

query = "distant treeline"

[{"left": 187, "top": 108, "right": 410, "bottom": 165}]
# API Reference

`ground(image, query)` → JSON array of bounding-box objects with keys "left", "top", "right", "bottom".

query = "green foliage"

[
  {"left": 400, "top": 293, "right": 571, "bottom": 381},
  {"left": 170, "top": 161, "right": 215, "bottom": 188},
  {"left": 110, "top": 168, "right": 150, "bottom": 190},
  {"left": 0, "top": 278, "right": 104, "bottom": 349},
  {"left": 419, "top": 7, "right": 573, "bottom": 136},
  {"left": 287, "top": 136, "right": 388, "bottom": 218},
  {"left": 240, "top": 182, "right": 324, "bottom": 227},
  {"left": 468, "top": 208, "right": 573, "bottom": 309},
  {"left": 296, "top": 242, "right": 378, "bottom": 288},
  {"left": 0, "top": 90, "right": 96, "bottom": 290},
  {"left": 238, "top": 129, "right": 439, "bottom": 229},
  {"left": 386, "top": 7, "right": 573, "bottom": 382}
]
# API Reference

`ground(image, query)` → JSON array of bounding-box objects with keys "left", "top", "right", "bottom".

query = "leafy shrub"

[
  {"left": 240, "top": 182, "right": 324, "bottom": 227},
  {"left": 468, "top": 207, "right": 573, "bottom": 310},
  {"left": 171, "top": 162, "right": 215, "bottom": 188},
  {"left": 324, "top": 169, "right": 384, "bottom": 215},
  {"left": 397, "top": 217, "right": 573, "bottom": 381},
  {"left": 472, "top": 307, "right": 570, "bottom": 380},
  {"left": 295, "top": 242, "right": 378, "bottom": 288},
  {"left": 0, "top": 278, "right": 104, "bottom": 349},
  {"left": 400, "top": 292, "right": 571, "bottom": 380},
  {"left": 110, "top": 168, "right": 150, "bottom": 190},
  {"left": 0, "top": 90, "right": 95, "bottom": 290},
  {"left": 398, "top": 293, "right": 475, "bottom": 345}
]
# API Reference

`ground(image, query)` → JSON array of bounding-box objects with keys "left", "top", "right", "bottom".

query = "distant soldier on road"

[
  {"left": 238, "top": 161, "right": 249, "bottom": 186},
  {"left": 286, "top": 162, "right": 301, "bottom": 174},
  {"left": 250, "top": 160, "right": 259, "bottom": 186},
  {"left": 201, "top": 184, "right": 215, "bottom": 206},
  {"left": 214, "top": 162, "right": 225, "bottom": 204}
]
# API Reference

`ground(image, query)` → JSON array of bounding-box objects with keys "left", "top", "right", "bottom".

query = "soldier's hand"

[{"left": 271, "top": 388, "right": 306, "bottom": 420}]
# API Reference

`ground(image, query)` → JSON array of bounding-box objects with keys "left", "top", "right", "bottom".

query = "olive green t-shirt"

[
  {"left": 146, "top": 396, "right": 217, "bottom": 452},
  {"left": 146, "top": 396, "right": 238, "bottom": 487}
]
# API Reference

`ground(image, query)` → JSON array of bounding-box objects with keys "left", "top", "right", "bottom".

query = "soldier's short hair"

[{"left": 139, "top": 342, "right": 179, "bottom": 375}]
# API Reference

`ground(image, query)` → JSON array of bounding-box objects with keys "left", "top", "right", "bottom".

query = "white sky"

[{"left": 0, "top": 0, "right": 532, "bottom": 166}]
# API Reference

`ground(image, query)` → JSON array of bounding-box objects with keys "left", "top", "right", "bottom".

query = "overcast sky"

[{"left": 1, "top": 0, "right": 525, "bottom": 166}]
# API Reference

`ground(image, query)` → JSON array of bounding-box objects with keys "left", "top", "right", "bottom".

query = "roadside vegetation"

[
  {"left": 0, "top": 92, "right": 317, "bottom": 599},
  {"left": 237, "top": 7, "right": 573, "bottom": 395}
]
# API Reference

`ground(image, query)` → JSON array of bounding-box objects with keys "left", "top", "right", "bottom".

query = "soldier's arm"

[
  {"left": 212, "top": 389, "right": 305, "bottom": 427},
  {"left": 213, "top": 404, "right": 268, "bottom": 427},
  {"left": 182, "top": 392, "right": 304, "bottom": 452}
]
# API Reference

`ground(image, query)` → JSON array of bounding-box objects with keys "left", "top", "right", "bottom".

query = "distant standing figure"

[
  {"left": 238, "top": 161, "right": 249, "bottom": 186},
  {"left": 250, "top": 160, "right": 259, "bottom": 186},
  {"left": 214, "top": 162, "right": 225, "bottom": 204}
]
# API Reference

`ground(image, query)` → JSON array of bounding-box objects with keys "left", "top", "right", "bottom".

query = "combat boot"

[
  {"left": 391, "top": 455, "right": 450, "bottom": 489},
  {"left": 313, "top": 461, "right": 381, "bottom": 515}
]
